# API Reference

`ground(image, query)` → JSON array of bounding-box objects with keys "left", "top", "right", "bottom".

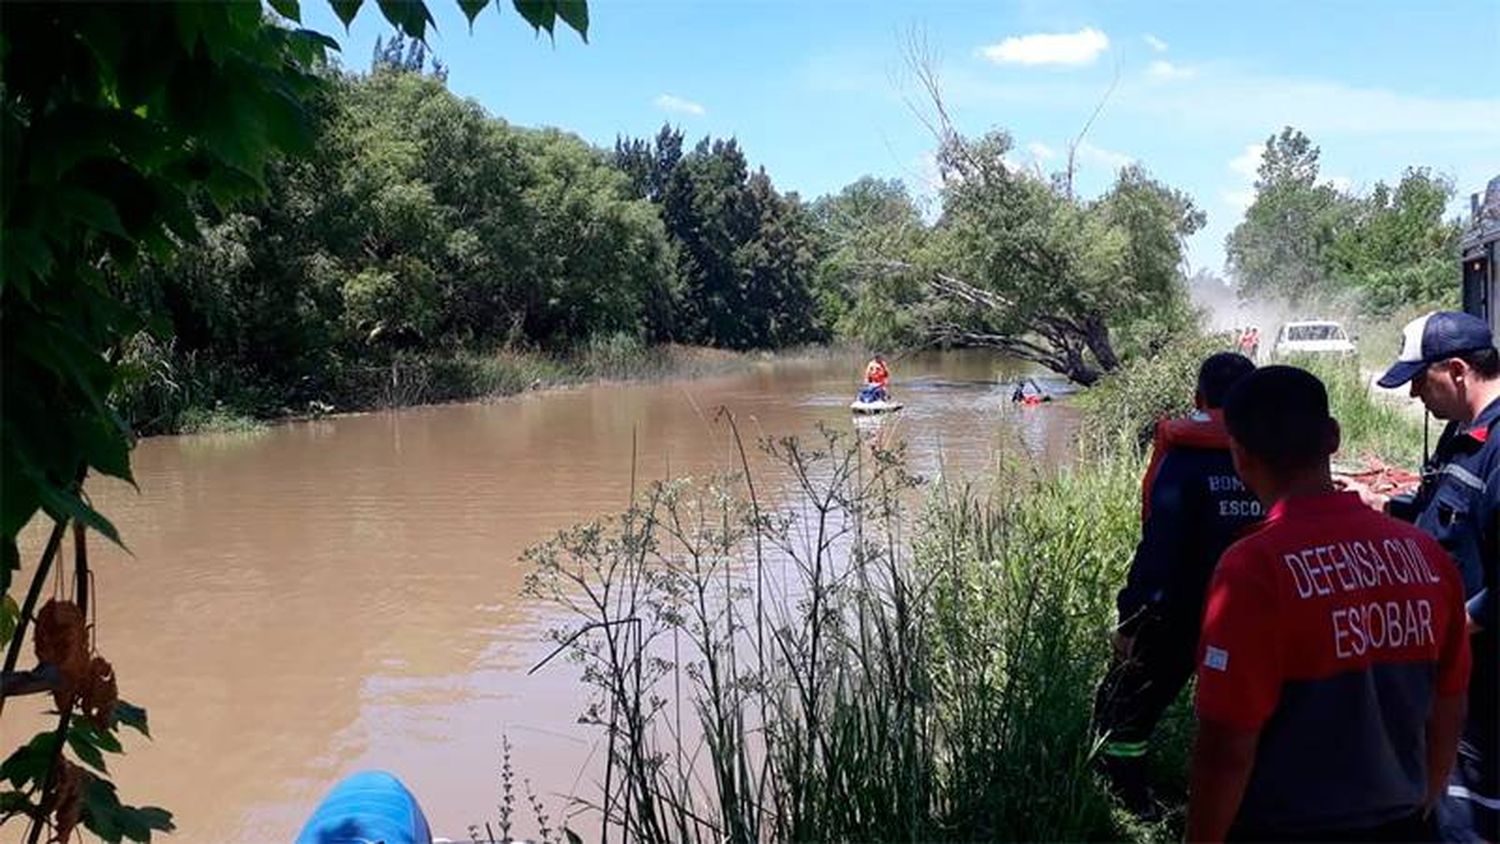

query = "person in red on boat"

[
  {"left": 1189, "top": 365, "right": 1471, "bottom": 842},
  {"left": 1094, "top": 352, "right": 1261, "bottom": 817},
  {"left": 863, "top": 355, "right": 890, "bottom": 400}
]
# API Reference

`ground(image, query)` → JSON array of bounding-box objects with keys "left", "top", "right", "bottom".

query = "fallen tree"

[{"left": 843, "top": 47, "right": 1206, "bottom": 386}]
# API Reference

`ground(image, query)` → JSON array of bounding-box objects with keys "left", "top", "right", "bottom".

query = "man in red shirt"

[
  {"left": 1188, "top": 366, "right": 1472, "bottom": 842},
  {"left": 864, "top": 355, "right": 890, "bottom": 392}
]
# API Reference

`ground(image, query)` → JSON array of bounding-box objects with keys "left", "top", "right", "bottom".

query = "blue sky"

[{"left": 299, "top": 0, "right": 1500, "bottom": 274}]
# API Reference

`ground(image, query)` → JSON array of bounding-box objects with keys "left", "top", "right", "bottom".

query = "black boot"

[{"left": 1097, "top": 751, "right": 1161, "bottom": 821}]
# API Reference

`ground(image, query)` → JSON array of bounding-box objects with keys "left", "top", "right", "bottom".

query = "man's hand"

[
  {"left": 1112, "top": 631, "right": 1136, "bottom": 661},
  {"left": 1337, "top": 476, "right": 1390, "bottom": 512},
  {"left": 1424, "top": 694, "right": 1466, "bottom": 811},
  {"left": 1187, "top": 719, "right": 1260, "bottom": 842}
]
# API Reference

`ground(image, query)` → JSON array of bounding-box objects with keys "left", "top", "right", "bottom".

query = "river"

[{"left": 4, "top": 350, "right": 1079, "bottom": 842}]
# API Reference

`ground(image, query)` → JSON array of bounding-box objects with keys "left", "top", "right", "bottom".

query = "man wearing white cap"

[{"left": 1377, "top": 310, "right": 1499, "bottom": 842}]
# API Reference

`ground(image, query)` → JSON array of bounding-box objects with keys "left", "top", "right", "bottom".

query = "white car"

[{"left": 1271, "top": 320, "right": 1358, "bottom": 360}]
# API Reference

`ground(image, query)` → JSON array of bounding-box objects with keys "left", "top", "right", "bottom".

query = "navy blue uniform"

[
  {"left": 1095, "top": 432, "right": 1263, "bottom": 774},
  {"left": 1396, "top": 397, "right": 1499, "bottom": 843}
]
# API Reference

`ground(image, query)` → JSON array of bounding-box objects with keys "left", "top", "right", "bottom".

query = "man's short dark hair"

[
  {"left": 1224, "top": 366, "right": 1334, "bottom": 471},
  {"left": 1457, "top": 347, "right": 1500, "bottom": 379},
  {"left": 1197, "top": 352, "right": 1256, "bottom": 409}
]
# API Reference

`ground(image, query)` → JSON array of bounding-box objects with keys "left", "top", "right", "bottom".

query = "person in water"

[
  {"left": 1011, "top": 377, "right": 1048, "bottom": 403},
  {"left": 863, "top": 355, "right": 891, "bottom": 402}
]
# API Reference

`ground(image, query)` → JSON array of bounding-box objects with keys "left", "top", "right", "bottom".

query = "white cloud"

[
  {"left": 1075, "top": 141, "right": 1134, "bottom": 172},
  {"left": 1144, "top": 34, "right": 1169, "bottom": 53},
  {"left": 1027, "top": 141, "right": 1059, "bottom": 161},
  {"left": 1222, "top": 188, "right": 1256, "bottom": 212},
  {"left": 1229, "top": 143, "right": 1264, "bottom": 179},
  {"left": 979, "top": 28, "right": 1109, "bottom": 67},
  {"left": 925, "top": 60, "right": 1500, "bottom": 138},
  {"left": 654, "top": 94, "right": 706, "bottom": 116},
  {"left": 1222, "top": 143, "right": 1265, "bottom": 214},
  {"left": 1326, "top": 175, "right": 1353, "bottom": 192},
  {"left": 1146, "top": 60, "right": 1196, "bottom": 81},
  {"left": 913, "top": 150, "right": 944, "bottom": 194}
]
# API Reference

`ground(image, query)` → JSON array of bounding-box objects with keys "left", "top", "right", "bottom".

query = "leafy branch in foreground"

[{"left": 2, "top": 2, "right": 586, "bottom": 840}]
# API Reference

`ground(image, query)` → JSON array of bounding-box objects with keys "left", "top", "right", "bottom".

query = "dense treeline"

[
  {"left": 1226, "top": 126, "right": 1464, "bottom": 312},
  {"left": 118, "top": 59, "right": 1470, "bottom": 433},
  {"left": 614, "top": 128, "right": 825, "bottom": 348},
  {"left": 119, "top": 53, "right": 843, "bottom": 431}
]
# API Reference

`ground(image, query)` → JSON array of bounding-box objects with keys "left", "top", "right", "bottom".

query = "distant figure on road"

[{"left": 1238, "top": 326, "right": 1260, "bottom": 360}]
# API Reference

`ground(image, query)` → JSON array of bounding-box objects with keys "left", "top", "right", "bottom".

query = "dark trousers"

[
  {"left": 1438, "top": 731, "right": 1499, "bottom": 842},
  {"left": 1093, "top": 613, "right": 1198, "bottom": 754},
  {"left": 1229, "top": 809, "right": 1437, "bottom": 842}
]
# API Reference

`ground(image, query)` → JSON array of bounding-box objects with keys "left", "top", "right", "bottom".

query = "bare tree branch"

[
  {"left": 900, "top": 31, "right": 996, "bottom": 188},
  {"left": 926, "top": 322, "right": 1064, "bottom": 370},
  {"left": 1065, "top": 58, "right": 1123, "bottom": 199}
]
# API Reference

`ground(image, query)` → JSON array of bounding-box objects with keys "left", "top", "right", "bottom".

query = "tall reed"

[{"left": 525, "top": 422, "right": 1157, "bottom": 842}]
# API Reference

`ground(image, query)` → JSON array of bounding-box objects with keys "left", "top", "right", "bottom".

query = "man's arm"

[
  {"left": 1117, "top": 450, "right": 1193, "bottom": 644},
  {"left": 1188, "top": 719, "right": 1260, "bottom": 842},
  {"left": 1425, "top": 693, "right": 1467, "bottom": 810},
  {"left": 1469, "top": 468, "right": 1498, "bottom": 633},
  {"left": 1192, "top": 549, "right": 1282, "bottom": 841}
]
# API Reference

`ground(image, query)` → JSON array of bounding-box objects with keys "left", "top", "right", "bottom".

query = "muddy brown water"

[{"left": 5, "top": 351, "right": 1080, "bottom": 842}]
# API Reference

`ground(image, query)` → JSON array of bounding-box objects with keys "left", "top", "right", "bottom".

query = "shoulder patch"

[{"left": 1204, "top": 645, "right": 1230, "bottom": 672}]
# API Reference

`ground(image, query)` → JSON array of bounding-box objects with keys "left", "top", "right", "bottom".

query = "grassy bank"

[
  {"left": 1080, "top": 333, "right": 1423, "bottom": 468},
  {"left": 521, "top": 424, "right": 1162, "bottom": 842},
  {"left": 511, "top": 332, "right": 1434, "bottom": 841},
  {"left": 118, "top": 334, "right": 845, "bottom": 436}
]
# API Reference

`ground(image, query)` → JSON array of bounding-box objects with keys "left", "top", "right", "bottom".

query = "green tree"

[
  {"left": 1325, "top": 168, "right": 1462, "bottom": 312},
  {"left": 1226, "top": 127, "right": 1463, "bottom": 313},
  {"left": 1225, "top": 127, "right": 1350, "bottom": 303},
  {"left": 616, "top": 127, "right": 823, "bottom": 348},
  {"left": 517, "top": 128, "right": 677, "bottom": 344},
  {"left": 0, "top": 3, "right": 586, "bottom": 840},
  {"left": 809, "top": 177, "right": 928, "bottom": 348},
  {"left": 373, "top": 32, "right": 449, "bottom": 80},
  {"left": 915, "top": 130, "right": 1202, "bottom": 385},
  {"left": 123, "top": 66, "right": 677, "bottom": 426}
]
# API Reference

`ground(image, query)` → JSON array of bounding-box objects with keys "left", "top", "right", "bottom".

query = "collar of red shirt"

[{"left": 1264, "top": 490, "right": 1365, "bottom": 524}]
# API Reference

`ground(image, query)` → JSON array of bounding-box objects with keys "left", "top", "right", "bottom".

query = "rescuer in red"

[{"left": 1187, "top": 366, "right": 1472, "bottom": 842}]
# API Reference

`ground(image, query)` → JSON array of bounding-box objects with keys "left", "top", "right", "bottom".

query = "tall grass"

[
  {"left": 1297, "top": 356, "right": 1424, "bottom": 468},
  {"left": 525, "top": 422, "right": 1158, "bottom": 842},
  {"left": 115, "top": 329, "right": 848, "bottom": 436},
  {"left": 1080, "top": 333, "right": 1423, "bottom": 468},
  {"left": 1076, "top": 333, "right": 1234, "bottom": 456}
]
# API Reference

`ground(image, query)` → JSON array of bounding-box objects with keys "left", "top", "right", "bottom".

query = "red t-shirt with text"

[{"left": 1197, "top": 492, "right": 1470, "bottom": 832}]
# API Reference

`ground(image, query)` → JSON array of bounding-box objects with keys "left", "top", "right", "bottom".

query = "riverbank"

[
  {"left": 516, "top": 335, "right": 1432, "bottom": 841},
  {"left": 523, "top": 424, "right": 1153, "bottom": 842},
  {"left": 1078, "top": 333, "right": 1423, "bottom": 468},
  {"left": 145, "top": 340, "right": 855, "bottom": 436}
]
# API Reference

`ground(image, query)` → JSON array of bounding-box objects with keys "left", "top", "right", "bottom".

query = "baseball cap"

[{"left": 1377, "top": 311, "right": 1496, "bottom": 388}]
